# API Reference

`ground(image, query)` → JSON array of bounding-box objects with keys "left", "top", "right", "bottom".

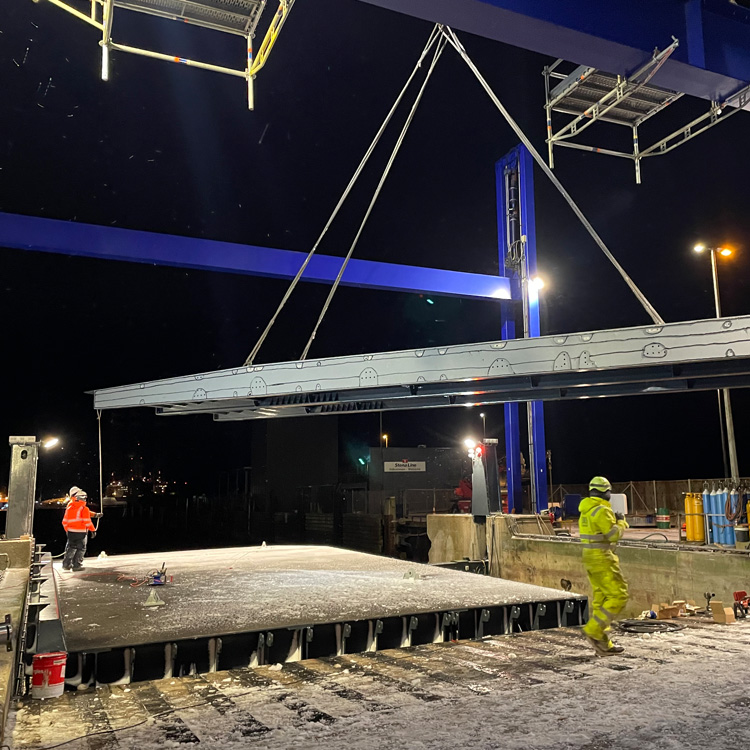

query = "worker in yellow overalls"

[{"left": 579, "top": 476, "right": 629, "bottom": 656}]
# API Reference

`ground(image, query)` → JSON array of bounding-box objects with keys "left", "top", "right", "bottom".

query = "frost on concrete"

[
  {"left": 54, "top": 545, "right": 581, "bottom": 651},
  {"left": 9, "top": 621, "right": 750, "bottom": 750}
]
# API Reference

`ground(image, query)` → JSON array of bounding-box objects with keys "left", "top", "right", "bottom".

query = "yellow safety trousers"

[
  {"left": 582, "top": 557, "right": 629, "bottom": 642},
  {"left": 579, "top": 496, "right": 629, "bottom": 644}
]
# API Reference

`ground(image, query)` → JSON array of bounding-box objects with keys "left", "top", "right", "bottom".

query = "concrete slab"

[
  {"left": 55, "top": 545, "right": 581, "bottom": 652},
  {"left": 9, "top": 620, "right": 750, "bottom": 750}
]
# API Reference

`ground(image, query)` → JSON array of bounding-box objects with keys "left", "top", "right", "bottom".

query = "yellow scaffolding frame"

[{"left": 32, "top": 0, "right": 296, "bottom": 109}]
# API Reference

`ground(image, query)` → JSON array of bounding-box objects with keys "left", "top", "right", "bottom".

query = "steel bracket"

[
  {"left": 1, "top": 614, "right": 11, "bottom": 652},
  {"left": 508, "top": 605, "right": 521, "bottom": 634},
  {"left": 560, "top": 600, "right": 576, "bottom": 627},
  {"left": 532, "top": 602, "right": 547, "bottom": 630}
]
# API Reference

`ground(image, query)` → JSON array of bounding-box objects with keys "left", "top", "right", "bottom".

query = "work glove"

[
  {"left": 614, "top": 512, "right": 625, "bottom": 521},
  {"left": 89, "top": 531, "right": 96, "bottom": 539},
  {"left": 95, "top": 513, "right": 103, "bottom": 518}
]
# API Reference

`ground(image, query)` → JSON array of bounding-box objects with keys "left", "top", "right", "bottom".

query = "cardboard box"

[
  {"left": 709, "top": 601, "right": 736, "bottom": 624},
  {"left": 657, "top": 606, "right": 680, "bottom": 620}
]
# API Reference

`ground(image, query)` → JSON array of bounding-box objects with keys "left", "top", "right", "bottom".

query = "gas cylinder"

[
  {"left": 719, "top": 486, "right": 729, "bottom": 545},
  {"left": 728, "top": 489, "right": 739, "bottom": 546},
  {"left": 703, "top": 487, "right": 712, "bottom": 544},
  {"left": 684, "top": 494, "right": 695, "bottom": 541},
  {"left": 692, "top": 493, "right": 705, "bottom": 543}
]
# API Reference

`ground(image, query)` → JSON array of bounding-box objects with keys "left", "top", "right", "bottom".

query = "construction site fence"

[{"left": 549, "top": 478, "right": 750, "bottom": 516}]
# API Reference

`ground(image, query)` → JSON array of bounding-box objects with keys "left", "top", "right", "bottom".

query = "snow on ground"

[
  {"left": 10, "top": 621, "right": 750, "bottom": 749},
  {"left": 55, "top": 546, "right": 581, "bottom": 650}
]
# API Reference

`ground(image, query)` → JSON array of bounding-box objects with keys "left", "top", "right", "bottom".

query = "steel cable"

[
  {"left": 441, "top": 26, "right": 664, "bottom": 326},
  {"left": 243, "top": 25, "right": 442, "bottom": 366},
  {"left": 299, "top": 35, "right": 446, "bottom": 360},
  {"left": 726, "top": 491, "right": 743, "bottom": 523}
]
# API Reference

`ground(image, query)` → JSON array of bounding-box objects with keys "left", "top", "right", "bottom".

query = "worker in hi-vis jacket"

[
  {"left": 578, "top": 476, "right": 629, "bottom": 656},
  {"left": 62, "top": 486, "right": 99, "bottom": 572}
]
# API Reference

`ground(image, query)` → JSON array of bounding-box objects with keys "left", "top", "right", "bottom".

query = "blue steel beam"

[
  {"left": 496, "top": 145, "right": 548, "bottom": 515},
  {"left": 518, "top": 146, "right": 549, "bottom": 514},
  {"left": 0, "top": 212, "right": 510, "bottom": 301},
  {"left": 360, "top": 0, "right": 750, "bottom": 104},
  {"left": 496, "top": 153, "right": 522, "bottom": 514}
]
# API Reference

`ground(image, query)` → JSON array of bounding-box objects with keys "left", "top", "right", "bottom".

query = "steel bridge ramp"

[
  {"left": 55, "top": 546, "right": 587, "bottom": 686},
  {"left": 91, "top": 315, "right": 750, "bottom": 421}
]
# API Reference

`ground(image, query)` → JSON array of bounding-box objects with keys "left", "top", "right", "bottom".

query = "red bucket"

[{"left": 32, "top": 652, "right": 67, "bottom": 699}]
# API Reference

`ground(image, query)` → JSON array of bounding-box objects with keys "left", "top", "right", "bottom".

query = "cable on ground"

[
  {"left": 617, "top": 619, "right": 686, "bottom": 634},
  {"left": 635, "top": 533, "right": 670, "bottom": 542}
]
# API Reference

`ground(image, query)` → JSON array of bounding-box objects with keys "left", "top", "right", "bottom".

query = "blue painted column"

[
  {"left": 496, "top": 154, "right": 523, "bottom": 513},
  {"left": 496, "top": 145, "right": 549, "bottom": 514},
  {"left": 501, "top": 308, "right": 523, "bottom": 513},
  {"left": 519, "top": 146, "right": 549, "bottom": 513}
]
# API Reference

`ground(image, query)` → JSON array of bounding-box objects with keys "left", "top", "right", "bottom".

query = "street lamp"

[
  {"left": 382, "top": 434, "right": 389, "bottom": 449},
  {"left": 479, "top": 413, "right": 486, "bottom": 439},
  {"left": 693, "top": 243, "right": 738, "bottom": 479}
]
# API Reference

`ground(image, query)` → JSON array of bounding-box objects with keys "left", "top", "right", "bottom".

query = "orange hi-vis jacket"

[{"left": 62, "top": 499, "right": 96, "bottom": 533}]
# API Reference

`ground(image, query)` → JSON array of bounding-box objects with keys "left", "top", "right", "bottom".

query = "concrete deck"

[
  {"left": 56, "top": 546, "right": 582, "bottom": 652},
  {"left": 9, "top": 619, "right": 750, "bottom": 749}
]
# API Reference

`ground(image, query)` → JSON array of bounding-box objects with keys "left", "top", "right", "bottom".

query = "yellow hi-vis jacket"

[{"left": 578, "top": 495, "right": 628, "bottom": 569}]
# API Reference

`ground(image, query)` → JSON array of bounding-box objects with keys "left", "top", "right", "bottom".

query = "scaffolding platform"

[
  {"left": 543, "top": 45, "right": 750, "bottom": 182},
  {"left": 54, "top": 546, "right": 586, "bottom": 685},
  {"left": 35, "top": 0, "right": 295, "bottom": 108}
]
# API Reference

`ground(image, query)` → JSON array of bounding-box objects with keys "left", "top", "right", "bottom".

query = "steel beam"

[
  {"left": 358, "top": 0, "right": 750, "bottom": 105},
  {"left": 0, "top": 212, "right": 510, "bottom": 301},
  {"left": 517, "top": 147, "right": 548, "bottom": 514},
  {"left": 92, "top": 315, "right": 750, "bottom": 419},
  {"left": 496, "top": 146, "right": 548, "bottom": 514}
]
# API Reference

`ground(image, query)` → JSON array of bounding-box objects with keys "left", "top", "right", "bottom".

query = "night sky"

[{"left": 2, "top": 0, "right": 750, "bottom": 497}]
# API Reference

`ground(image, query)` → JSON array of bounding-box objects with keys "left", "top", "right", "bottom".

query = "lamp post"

[
  {"left": 382, "top": 434, "right": 389, "bottom": 449},
  {"left": 479, "top": 413, "right": 486, "bottom": 440},
  {"left": 693, "top": 244, "right": 738, "bottom": 480}
]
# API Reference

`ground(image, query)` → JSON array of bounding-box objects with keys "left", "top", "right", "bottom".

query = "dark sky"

[{"left": 2, "top": 0, "right": 750, "bottom": 495}]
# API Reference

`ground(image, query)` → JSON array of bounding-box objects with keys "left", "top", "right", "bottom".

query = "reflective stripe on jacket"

[
  {"left": 578, "top": 495, "right": 628, "bottom": 567},
  {"left": 62, "top": 500, "right": 95, "bottom": 532}
]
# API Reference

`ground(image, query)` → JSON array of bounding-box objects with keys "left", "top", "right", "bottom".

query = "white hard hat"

[{"left": 69, "top": 486, "right": 87, "bottom": 500}]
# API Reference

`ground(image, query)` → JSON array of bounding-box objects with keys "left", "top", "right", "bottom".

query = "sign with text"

[{"left": 384, "top": 460, "right": 426, "bottom": 473}]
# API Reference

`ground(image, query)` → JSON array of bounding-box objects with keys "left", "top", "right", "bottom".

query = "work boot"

[
  {"left": 604, "top": 642, "right": 625, "bottom": 655},
  {"left": 584, "top": 632, "right": 624, "bottom": 657},
  {"left": 72, "top": 566, "right": 86, "bottom": 572}
]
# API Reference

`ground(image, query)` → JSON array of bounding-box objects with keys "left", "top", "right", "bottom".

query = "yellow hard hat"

[{"left": 589, "top": 476, "right": 612, "bottom": 493}]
